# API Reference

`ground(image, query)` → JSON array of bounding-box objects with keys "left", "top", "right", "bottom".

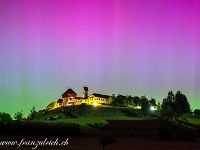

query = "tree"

[
  {"left": 161, "top": 91, "right": 179, "bottom": 122},
  {"left": 28, "top": 106, "right": 37, "bottom": 120},
  {"left": 140, "top": 96, "right": 150, "bottom": 117},
  {"left": 161, "top": 90, "right": 190, "bottom": 117},
  {"left": 194, "top": 109, "right": 200, "bottom": 117},
  {"left": 133, "top": 96, "right": 140, "bottom": 107},
  {"left": 34, "top": 111, "right": 44, "bottom": 121},
  {"left": 163, "top": 91, "right": 175, "bottom": 110},
  {"left": 111, "top": 94, "right": 126, "bottom": 106},
  {"left": 14, "top": 111, "right": 24, "bottom": 121},
  {"left": 159, "top": 91, "right": 192, "bottom": 140},
  {"left": 124, "top": 95, "right": 133, "bottom": 107},
  {"left": 0, "top": 112, "right": 12, "bottom": 124},
  {"left": 108, "top": 95, "right": 116, "bottom": 105},
  {"left": 161, "top": 101, "right": 173, "bottom": 119},
  {"left": 174, "top": 91, "right": 190, "bottom": 114},
  {"left": 157, "top": 101, "right": 161, "bottom": 111},
  {"left": 149, "top": 98, "right": 157, "bottom": 106}
]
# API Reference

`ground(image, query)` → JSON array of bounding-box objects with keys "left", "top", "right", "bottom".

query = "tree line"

[
  {"left": 109, "top": 94, "right": 157, "bottom": 108},
  {"left": 161, "top": 90, "right": 191, "bottom": 116},
  {"left": 109, "top": 90, "right": 193, "bottom": 117},
  {"left": 0, "top": 106, "right": 38, "bottom": 124}
]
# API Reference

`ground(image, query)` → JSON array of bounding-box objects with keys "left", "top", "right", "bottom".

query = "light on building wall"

[{"left": 93, "top": 101, "right": 98, "bottom": 107}]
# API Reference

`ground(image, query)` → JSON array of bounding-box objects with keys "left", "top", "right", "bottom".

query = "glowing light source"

[
  {"left": 150, "top": 106, "right": 157, "bottom": 111},
  {"left": 93, "top": 101, "right": 98, "bottom": 107}
]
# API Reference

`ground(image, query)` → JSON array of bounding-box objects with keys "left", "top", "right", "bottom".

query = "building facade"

[
  {"left": 81, "top": 93, "right": 111, "bottom": 105},
  {"left": 47, "top": 87, "right": 112, "bottom": 110}
]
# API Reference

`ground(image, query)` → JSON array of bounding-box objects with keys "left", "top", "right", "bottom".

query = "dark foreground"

[
  {"left": 0, "top": 135, "right": 200, "bottom": 150},
  {"left": 1, "top": 119, "right": 200, "bottom": 150}
]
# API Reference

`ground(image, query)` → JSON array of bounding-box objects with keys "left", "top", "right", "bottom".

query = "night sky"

[{"left": 0, "top": 0, "right": 200, "bottom": 116}]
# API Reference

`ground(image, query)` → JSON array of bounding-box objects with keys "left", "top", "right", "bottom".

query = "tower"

[{"left": 83, "top": 87, "right": 88, "bottom": 98}]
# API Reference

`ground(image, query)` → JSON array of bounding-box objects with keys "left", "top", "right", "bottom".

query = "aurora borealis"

[{"left": 0, "top": 0, "right": 200, "bottom": 115}]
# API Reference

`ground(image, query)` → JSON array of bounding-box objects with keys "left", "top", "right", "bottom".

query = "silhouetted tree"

[
  {"left": 163, "top": 91, "right": 175, "bottom": 109},
  {"left": 0, "top": 112, "right": 12, "bottom": 124},
  {"left": 140, "top": 96, "right": 150, "bottom": 117},
  {"left": 161, "top": 101, "right": 173, "bottom": 120},
  {"left": 161, "top": 90, "right": 190, "bottom": 118},
  {"left": 161, "top": 91, "right": 176, "bottom": 116},
  {"left": 124, "top": 95, "right": 131, "bottom": 107},
  {"left": 133, "top": 96, "right": 140, "bottom": 107},
  {"left": 149, "top": 98, "right": 157, "bottom": 106},
  {"left": 161, "top": 91, "right": 190, "bottom": 117},
  {"left": 111, "top": 94, "right": 126, "bottom": 106},
  {"left": 28, "top": 106, "right": 37, "bottom": 120},
  {"left": 157, "top": 101, "right": 161, "bottom": 111},
  {"left": 14, "top": 111, "right": 24, "bottom": 121},
  {"left": 174, "top": 91, "right": 190, "bottom": 114},
  {"left": 160, "top": 91, "right": 191, "bottom": 138},
  {"left": 194, "top": 109, "right": 200, "bottom": 117},
  {"left": 160, "top": 91, "right": 192, "bottom": 140}
]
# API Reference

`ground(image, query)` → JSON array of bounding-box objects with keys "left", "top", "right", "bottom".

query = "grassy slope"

[
  {"left": 41, "top": 105, "right": 153, "bottom": 129},
  {"left": 187, "top": 117, "right": 200, "bottom": 126},
  {"left": 40, "top": 106, "right": 200, "bottom": 128}
]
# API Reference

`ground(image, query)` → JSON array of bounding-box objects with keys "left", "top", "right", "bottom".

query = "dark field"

[
  {"left": 1, "top": 134, "right": 200, "bottom": 150},
  {"left": 1, "top": 119, "right": 200, "bottom": 150}
]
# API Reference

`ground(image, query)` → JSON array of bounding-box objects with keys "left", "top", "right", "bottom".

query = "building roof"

[
  {"left": 62, "top": 88, "right": 77, "bottom": 98},
  {"left": 75, "top": 97, "right": 88, "bottom": 100},
  {"left": 91, "top": 93, "right": 110, "bottom": 99}
]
